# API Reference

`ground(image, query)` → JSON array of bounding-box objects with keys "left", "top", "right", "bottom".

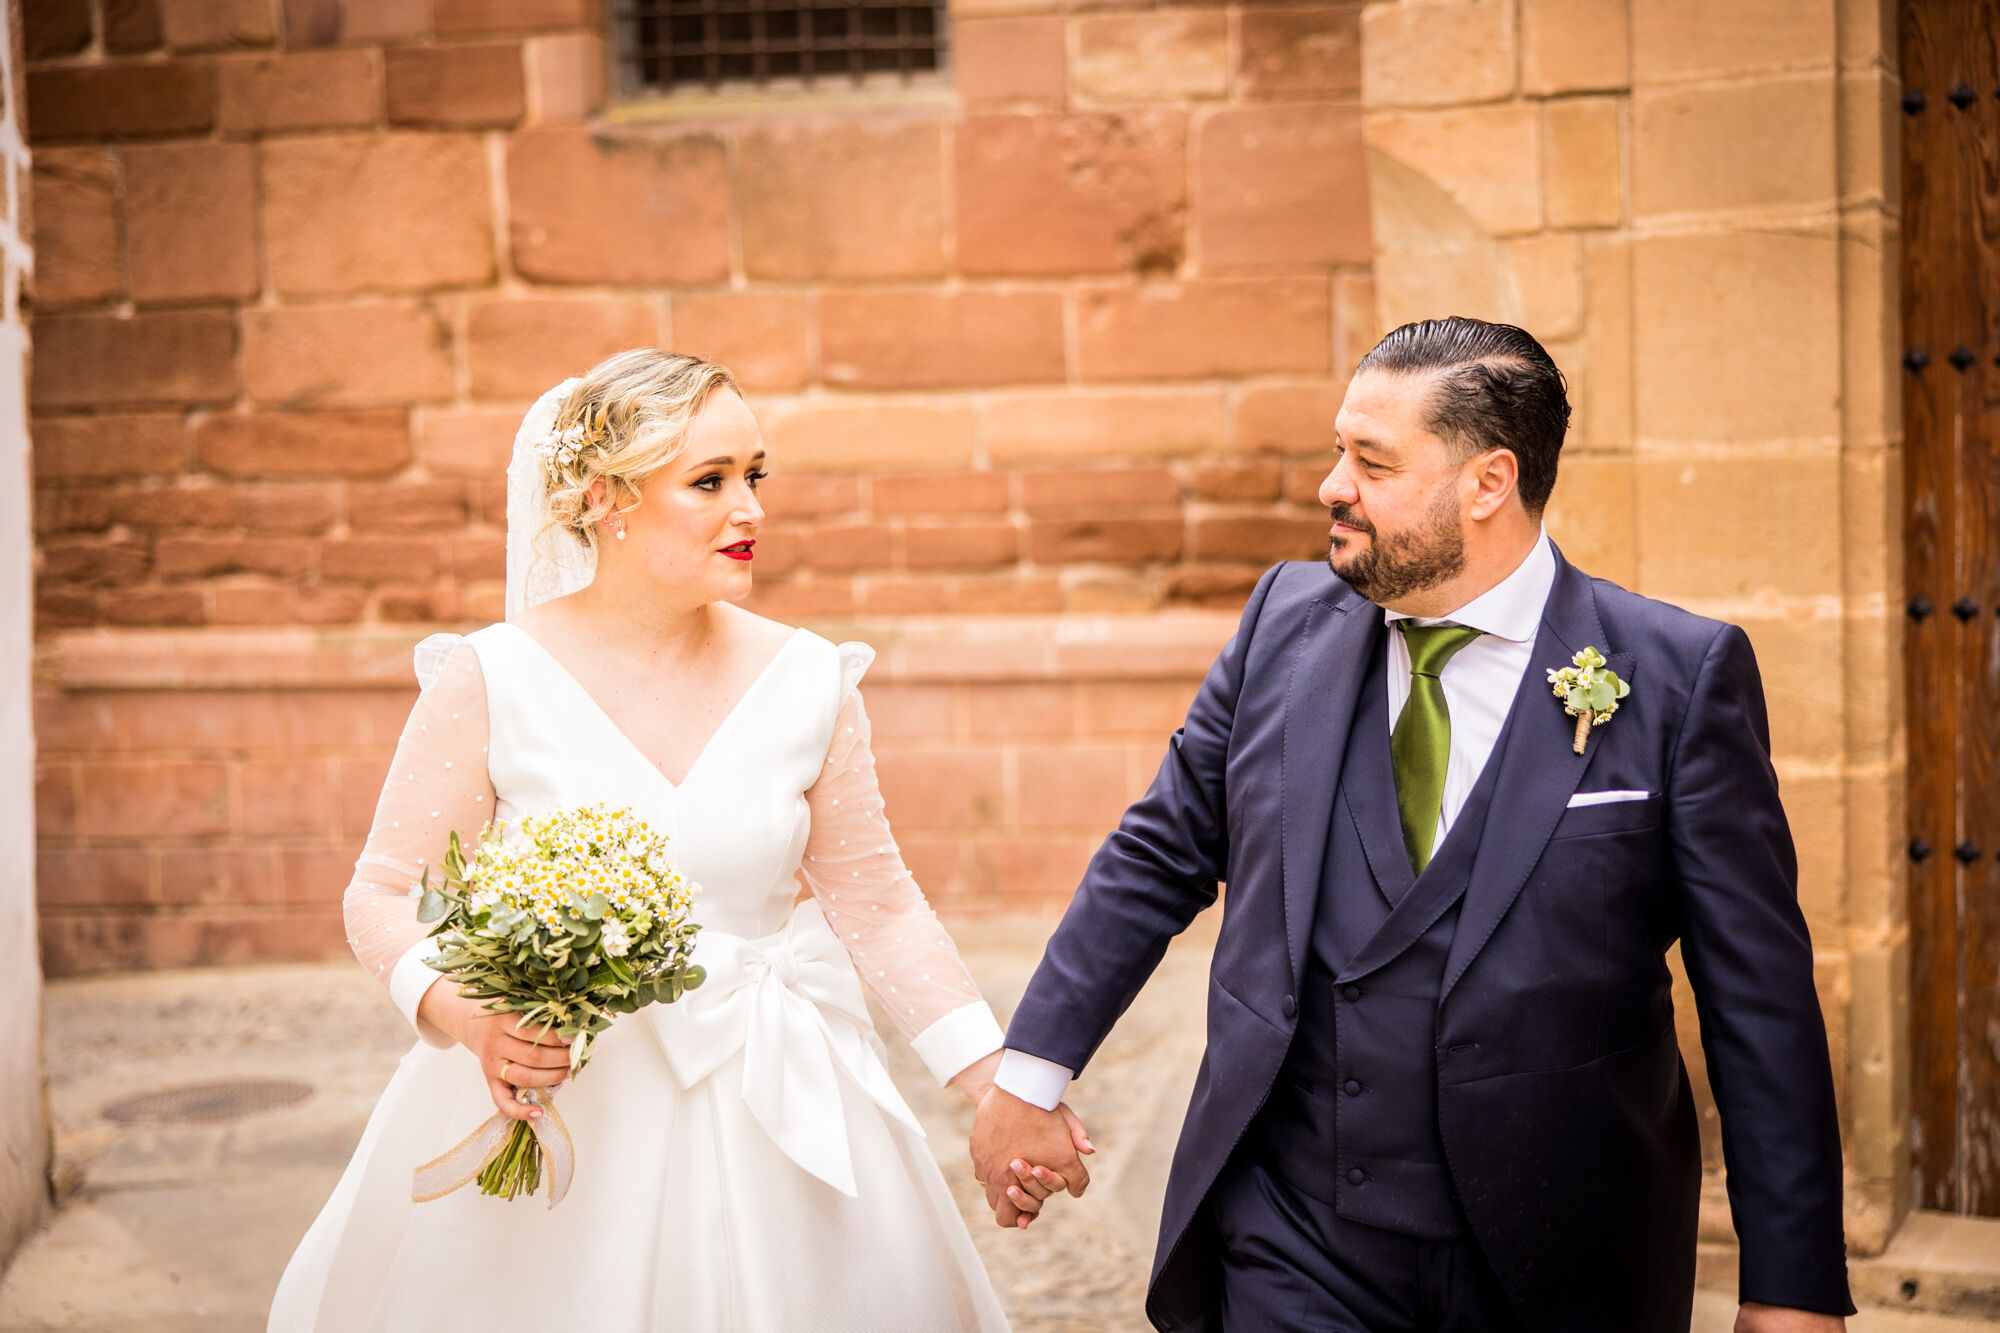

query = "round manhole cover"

[{"left": 101, "top": 1079, "right": 313, "bottom": 1124}]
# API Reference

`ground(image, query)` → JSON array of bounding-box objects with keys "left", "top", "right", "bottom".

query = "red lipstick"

[{"left": 720, "top": 540, "right": 755, "bottom": 561}]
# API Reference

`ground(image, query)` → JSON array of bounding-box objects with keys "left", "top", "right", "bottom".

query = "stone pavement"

[{"left": 4, "top": 918, "right": 1996, "bottom": 1333}]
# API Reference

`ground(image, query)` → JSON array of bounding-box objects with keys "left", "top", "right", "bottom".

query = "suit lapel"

[
  {"left": 1441, "top": 552, "right": 1635, "bottom": 1000},
  {"left": 1278, "top": 587, "right": 1380, "bottom": 990}
]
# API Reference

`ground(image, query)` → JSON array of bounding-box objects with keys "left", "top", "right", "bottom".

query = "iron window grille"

[{"left": 614, "top": 0, "right": 947, "bottom": 95}]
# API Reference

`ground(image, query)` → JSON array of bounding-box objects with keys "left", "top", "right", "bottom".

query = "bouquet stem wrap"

[{"left": 412, "top": 1086, "right": 577, "bottom": 1207}]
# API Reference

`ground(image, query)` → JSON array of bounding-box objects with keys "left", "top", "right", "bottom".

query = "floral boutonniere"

[{"left": 1546, "top": 646, "right": 1629, "bottom": 755}]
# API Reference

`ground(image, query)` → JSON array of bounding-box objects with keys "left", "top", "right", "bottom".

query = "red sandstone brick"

[
  {"left": 876, "top": 747, "right": 1005, "bottom": 830},
  {"left": 27, "top": 63, "right": 218, "bottom": 142},
  {"left": 741, "top": 578, "right": 855, "bottom": 620},
  {"left": 219, "top": 50, "right": 381, "bottom": 133},
  {"left": 263, "top": 133, "right": 493, "bottom": 295},
  {"left": 859, "top": 683, "right": 957, "bottom": 739},
  {"left": 195, "top": 410, "right": 411, "bottom": 478},
  {"left": 241, "top": 758, "right": 341, "bottom": 835},
  {"left": 955, "top": 17, "right": 1067, "bottom": 106},
  {"left": 756, "top": 473, "right": 860, "bottom": 519},
  {"left": 872, "top": 472, "right": 1010, "bottom": 515},
  {"left": 35, "top": 765, "right": 76, "bottom": 837},
  {"left": 194, "top": 908, "right": 348, "bottom": 966},
  {"left": 1236, "top": 381, "right": 1344, "bottom": 456},
  {"left": 527, "top": 33, "right": 605, "bottom": 124},
  {"left": 470, "top": 476, "right": 509, "bottom": 525},
  {"left": 37, "top": 490, "right": 121, "bottom": 534},
  {"left": 447, "top": 532, "right": 507, "bottom": 578},
  {"left": 465, "top": 296, "right": 661, "bottom": 399},
  {"left": 213, "top": 583, "right": 293, "bottom": 624},
  {"left": 31, "top": 148, "right": 121, "bottom": 307},
  {"left": 104, "top": 0, "right": 166, "bottom": 53},
  {"left": 25, "top": 0, "right": 91, "bottom": 58},
  {"left": 122, "top": 141, "right": 259, "bottom": 303},
  {"left": 904, "top": 521, "right": 1020, "bottom": 570},
  {"left": 237, "top": 483, "right": 343, "bottom": 532},
  {"left": 37, "top": 850, "right": 154, "bottom": 907},
  {"left": 281, "top": 0, "right": 427, "bottom": 46},
  {"left": 1187, "top": 511, "right": 1328, "bottom": 562},
  {"left": 1237, "top": 5, "right": 1363, "bottom": 99},
  {"left": 964, "top": 683, "right": 1073, "bottom": 738},
  {"left": 338, "top": 753, "right": 394, "bottom": 837},
  {"left": 1015, "top": 744, "right": 1131, "bottom": 828},
  {"left": 320, "top": 536, "right": 444, "bottom": 583},
  {"left": 857, "top": 577, "right": 953, "bottom": 614},
  {"left": 378, "top": 582, "right": 461, "bottom": 620},
  {"left": 1021, "top": 466, "right": 1180, "bottom": 511},
  {"left": 33, "top": 310, "right": 237, "bottom": 409},
  {"left": 40, "top": 538, "right": 151, "bottom": 584},
  {"left": 1077, "top": 279, "right": 1330, "bottom": 381},
  {"left": 347, "top": 480, "right": 469, "bottom": 530},
  {"left": 507, "top": 127, "right": 730, "bottom": 286},
  {"left": 278, "top": 848, "right": 360, "bottom": 906},
  {"left": 804, "top": 522, "right": 893, "bottom": 572},
  {"left": 74, "top": 760, "right": 231, "bottom": 836},
  {"left": 386, "top": 42, "right": 525, "bottom": 129},
  {"left": 1166, "top": 563, "right": 1266, "bottom": 607},
  {"left": 433, "top": 0, "right": 596, "bottom": 33},
  {"left": 1028, "top": 515, "right": 1182, "bottom": 564},
  {"left": 670, "top": 290, "right": 814, "bottom": 392},
  {"left": 37, "top": 588, "right": 102, "bottom": 629},
  {"left": 956, "top": 111, "right": 1186, "bottom": 276},
  {"left": 820, "top": 288, "right": 1065, "bottom": 389},
  {"left": 100, "top": 586, "right": 208, "bottom": 625},
  {"left": 1197, "top": 104, "right": 1372, "bottom": 270},
  {"left": 244, "top": 302, "right": 454, "bottom": 408},
  {"left": 954, "top": 574, "right": 1063, "bottom": 613},
  {"left": 159, "top": 847, "right": 283, "bottom": 905},
  {"left": 985, "top": 389, "right": 1228, "bottom": 463},
  {"left": 155, "top": 535, "right": 311, "bottom": 578},
  {"left": 417, "top": 406, "right": 527, "bottom": 478},
  {"left": 771, "top": 401, "right": 976, "bottom": 473},
  {"left": 1190, "top": 459, "right": 1283, "bottom": 501},
  {"left": 1285, "top": 461, "right": 1331, "bottom": 504},
  {"left": 162, "top": 0, "right": 276, "bottom": 50},
  {"left": 738, "top": 116, "right": 946, "bottom": 280},
  {"left": 964, "top": 838, "right": 1095, "bottom": 908},
  {"left": 1077, "top": 679, "right": 1199, "bottom": 737},
  {"left": 31, "top": 414, "right": 189, "bottom": 480},
  {"left": 290, "top": 583, "right": 368, "bottom": 623}
]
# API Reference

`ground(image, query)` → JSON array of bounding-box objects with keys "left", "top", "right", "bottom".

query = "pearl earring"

[{"left": 609, "top": 517, "right": 627, "bottom": 541}]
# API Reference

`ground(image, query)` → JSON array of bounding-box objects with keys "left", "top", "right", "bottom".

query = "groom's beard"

[{"left": 1326, "top": 489, "right": 1467, "bottom": 604}]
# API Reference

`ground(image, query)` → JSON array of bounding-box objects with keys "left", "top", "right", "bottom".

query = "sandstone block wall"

[
  {"left": 1358, "top": 0, "right": 1904, "bottom": 1254},
  {"left": 24, "top": 0, "right": 1368, "bottom": 971}
]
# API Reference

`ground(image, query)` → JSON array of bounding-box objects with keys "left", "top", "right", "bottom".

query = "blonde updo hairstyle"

[{"left": 539, "top": 349, "right": 741, "bottom": 553}]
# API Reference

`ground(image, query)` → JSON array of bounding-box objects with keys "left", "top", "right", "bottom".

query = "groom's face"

[{"left": 1318, "top": 370, "right": 1470, "bottom": 606}]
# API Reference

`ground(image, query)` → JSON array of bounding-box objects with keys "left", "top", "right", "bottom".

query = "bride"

[{"left": 268, "top": 350, "right": 1085, "bottom": 1331}]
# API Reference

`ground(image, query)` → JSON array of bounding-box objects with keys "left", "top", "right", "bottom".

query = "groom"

[{"left": 970, "top": 318, "right": 1853, "bottom": 1331}]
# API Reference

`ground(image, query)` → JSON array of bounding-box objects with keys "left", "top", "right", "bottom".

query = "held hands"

[
  {"left": 417, "top": 983, "right": 572, "bottom": 1122},
  {"left": 1735, "top": 1304, "right": 1847, "bottom": 1333},
  {"left": 969, "top": 1085, "right": 1094, "bottom": 1229}
]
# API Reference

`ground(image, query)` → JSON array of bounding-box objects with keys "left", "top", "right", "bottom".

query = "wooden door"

[{"left": 1901, "top": 0, "right": 2000, "bottom": 1218}]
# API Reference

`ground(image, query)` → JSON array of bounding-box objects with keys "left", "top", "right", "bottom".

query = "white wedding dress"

[{"left": 268, "top": 621, "right": 1012, "bottom": 1331}]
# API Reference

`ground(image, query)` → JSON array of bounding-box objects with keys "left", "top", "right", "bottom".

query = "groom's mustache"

[{"left": 1328, "top": 504, "right": 1375, "bottom": 538}]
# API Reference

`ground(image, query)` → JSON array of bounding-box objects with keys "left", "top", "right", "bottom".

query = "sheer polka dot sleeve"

[
  {"left": 341, "top": 634, "right": 495, "bottom": 1049},
  {"left": 800, "top": 649, "right": 1004, "bottom": 1085}
]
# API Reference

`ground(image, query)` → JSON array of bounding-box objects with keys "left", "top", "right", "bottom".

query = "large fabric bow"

[{"left": 646, "top": 900, "right": 924, "bottom": 1196}]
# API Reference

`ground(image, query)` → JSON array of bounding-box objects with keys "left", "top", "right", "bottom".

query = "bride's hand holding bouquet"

[{"left": 409, "top": 803, "right": 705, "bottom": 1205}]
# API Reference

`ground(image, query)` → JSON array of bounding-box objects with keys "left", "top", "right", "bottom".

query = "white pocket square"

[{"left": 1567, "top": 789, "right": 1652, "bottom": 808}]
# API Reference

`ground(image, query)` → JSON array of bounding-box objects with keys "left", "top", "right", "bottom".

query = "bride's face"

[{"left": 599, "top": 389, "right": 767, "bottom": 605}]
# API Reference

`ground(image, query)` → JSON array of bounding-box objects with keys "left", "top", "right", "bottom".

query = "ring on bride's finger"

[{"left": 500, "top": 1059, "right": 514, "bottom": 1084}]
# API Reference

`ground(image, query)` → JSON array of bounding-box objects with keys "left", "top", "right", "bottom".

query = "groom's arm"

[
  {"left": 1001, "top": 562, "right": 1281, "bottom": 1086},
  {"left": 1668, "top": 623, "right": 1853, "bottom": 1317}
]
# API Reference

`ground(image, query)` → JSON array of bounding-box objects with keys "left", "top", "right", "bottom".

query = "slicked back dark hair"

[{"left": 1354, "top": 317, "right": 1570, "bottom": 517}]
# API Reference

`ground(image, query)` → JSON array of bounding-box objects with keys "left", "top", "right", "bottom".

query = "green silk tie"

[{"left": 1391, "top": 621, "right": 1485, "bottom": 874}]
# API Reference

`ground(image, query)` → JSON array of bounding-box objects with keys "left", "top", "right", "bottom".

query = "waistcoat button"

[
  {"left": 1281, "top": 994, "right": 1297, "bottom": 1018},
  {"left": 1341, "top": 984, "right": 1361, "bottom": 1002},
  {"left": 1343, "top": 1079, "right": 1362, "bottom": 1097},
  {"left": 1346, "top": 1168, "right": 1366, "bottom": 1185}
]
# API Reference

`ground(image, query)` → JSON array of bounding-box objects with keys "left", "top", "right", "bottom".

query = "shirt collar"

[{"left": 1381, "top": 529, "right": 1554, "bottom": 644}]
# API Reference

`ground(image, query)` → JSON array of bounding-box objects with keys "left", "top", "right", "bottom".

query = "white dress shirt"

[{"left": 995, "top": 533, "right": 1558, "bottom": 1111}]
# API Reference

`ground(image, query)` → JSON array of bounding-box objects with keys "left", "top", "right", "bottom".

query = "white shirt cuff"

[
  {"left": 995, "top": 1048, "right": 1074, "bottom": 1111},
  {"left": 910, "top": 1001, "right": 1006, "bottom": 1084},
  {"left": 387, "top": 938, "right": 454, "bottom": 1049}
]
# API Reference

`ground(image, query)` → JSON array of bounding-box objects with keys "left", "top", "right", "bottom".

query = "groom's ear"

[{"left": 1464, "top": 447, "right": 1520, "bottom": 521}]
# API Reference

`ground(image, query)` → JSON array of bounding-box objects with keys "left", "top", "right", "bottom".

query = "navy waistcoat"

[{"left": 1257, "top": 645, "right": 1510, "bottom": 1240}]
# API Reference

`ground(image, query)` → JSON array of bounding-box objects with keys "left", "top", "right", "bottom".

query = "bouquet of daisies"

[{"left": 410, "top": 803, "right": 704, "bottom": 1205}]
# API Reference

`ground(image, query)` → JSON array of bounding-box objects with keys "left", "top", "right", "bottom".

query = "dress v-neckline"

[{"left": 495, "top": 621, "right": 805, "bottom": 791}]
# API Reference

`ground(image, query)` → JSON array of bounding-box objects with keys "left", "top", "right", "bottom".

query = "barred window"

[{"left": 614, "top": 0, "right": 946, "bottom": 95}]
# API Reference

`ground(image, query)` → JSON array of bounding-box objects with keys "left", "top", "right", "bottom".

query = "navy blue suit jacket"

[{"left": 1006, "top": 551, "right": 1852, "bottom": 1331}]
